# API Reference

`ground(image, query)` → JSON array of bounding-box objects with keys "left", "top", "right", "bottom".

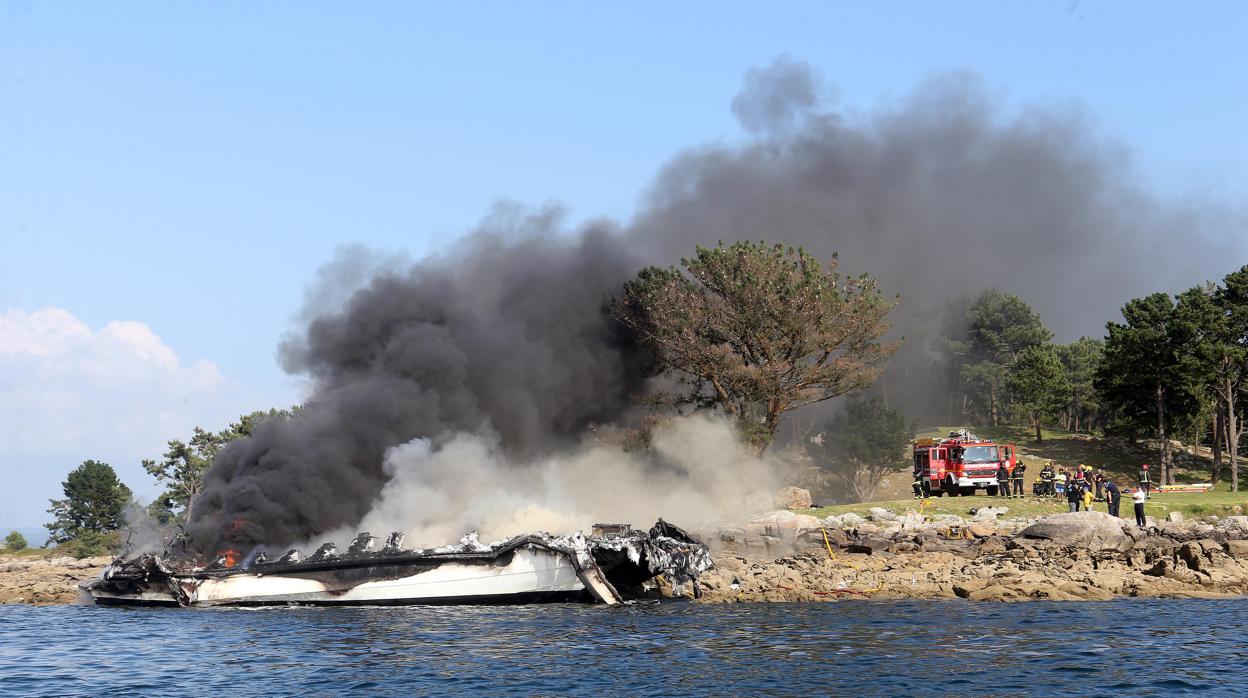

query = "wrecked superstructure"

[{"left": 82, "top": 520, "right": 712, "bottom": 607}]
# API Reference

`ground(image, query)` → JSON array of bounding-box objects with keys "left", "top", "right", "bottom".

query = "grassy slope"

[
  {"left": 808, "top": 490, "right": 1248, "bottom": 524},
  {"left": 817, "top": 425, "right": 1248, "bottom": 522}
]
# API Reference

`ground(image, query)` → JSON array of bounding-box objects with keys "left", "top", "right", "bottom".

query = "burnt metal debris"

[{"left": 82, "top": 519, "right": 712, "bottom": 608}]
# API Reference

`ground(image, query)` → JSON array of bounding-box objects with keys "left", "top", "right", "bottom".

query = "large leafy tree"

[
  {"left": 45, "top": 460, "right": 132, "bottom": 544},
  {"left": 1176, "top": 271, "right": 1248, "bottom": 491},
  {"left": 612, "top": 242, "right": 899, "bottom": 451},
  {"left": 144, "top": 407, "right": 301, "bottom": 522},
  {"left": 1216, "top": 267, "right": 1248, "bottom": 491},
  {"left": 941, "top": 290, "right": 1052, "bottom": 426},
  {"left": 1097, "top": 293, "right": 1202, "bottom": 485},
  {"left": 811, "top": 399, "right": 915, "bottom": 502},
  {"left": 1056, "top": 337, "right": 1104, "bottom": 432},
  {"left": 1006, "top": 345, "right": 1070, "bottom": 442}
]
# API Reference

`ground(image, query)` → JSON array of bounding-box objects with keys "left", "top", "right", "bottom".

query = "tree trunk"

[
  {"left": 1074, "top": 412, "right": 1081, "bottom": 433},
  {"left": 1227, "top": 375, "right": 1240, "bottom": 492},
  {"left": 989, "top": 387, "right": 998, "bottom": 427},
  {"left": 1213, "top": 407, "right": 1223, "bottom": 485},
  {"left": 1031, "top": 409, "right": 1042, "bottom": 442},
  {"left": 1156, "top": 382, "right": 1172, "bottom": 485}
]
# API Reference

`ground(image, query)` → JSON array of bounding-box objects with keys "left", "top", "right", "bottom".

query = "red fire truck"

[{"left": 913, "top": 429, "right": 1018, "bottom": 497}]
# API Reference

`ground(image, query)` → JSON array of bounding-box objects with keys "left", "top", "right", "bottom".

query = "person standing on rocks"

[
  {"left": 1067, "top": 480, "right": 1083, "bottom": 512},
  {"left": 1104, "top": 480, "right": 1121, "bottom": 518},
  {"left": 1132, "top": 486, "right": 1149, "bottom": 526},
  {"left": 1012, "top": 460, "right": 1026, "bottom": 498},
  {"left": 997, "top": 461, "right": 1011, "bottom": 498}
]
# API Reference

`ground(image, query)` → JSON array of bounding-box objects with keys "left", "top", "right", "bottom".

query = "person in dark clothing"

[
  {"left": 1104, "top": 480, "right": 1121, "bottom": 518},
  {"left": 1139, "top": 464, "right": 1153, "bottom": 494},
  {"left": 1094, "top": 470, "right": 1106, "bottom": 501},
  {"left": 913, "top": 462, "right": 929, "bottom": 499},
  {"left": 996, "top": 462, "right": 1011, "bottom": 497},
  {"left": 1012, "top": 461, "right": 1026, "bottom": 498},
  {"left": 1038, "top": 464, "right": 1056, "bottom": 497},
  {"left": 1067, "top": 482, "right": 1082, "bottom": 512}
]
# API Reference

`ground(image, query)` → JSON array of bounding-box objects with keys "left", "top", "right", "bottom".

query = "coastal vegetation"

[
  {"left": 43, "top": 409, "right": 300, "bottom": 557},
  {"left": 32, "top": 248, "right": 1248, "bottom": 556},
  {"left": 44, "top": 460, "right": 131, "bottom": 556},
  {"left": 613, "top": 241, "right": 899, "bottom": 452}
]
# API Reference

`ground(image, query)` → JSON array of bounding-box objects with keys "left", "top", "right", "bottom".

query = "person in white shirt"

[{"left": 1132, "top": 488, "right": 1149, "bottom": 527}]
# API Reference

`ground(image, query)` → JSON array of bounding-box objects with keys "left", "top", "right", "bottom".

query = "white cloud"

[{"left": 0, "top": 307, "right": 255, "bottom": 527}]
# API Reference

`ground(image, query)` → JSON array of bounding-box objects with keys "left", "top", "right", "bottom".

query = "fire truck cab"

[{"left": 913, "top": 429, "right": 1017, "bottom": 497}]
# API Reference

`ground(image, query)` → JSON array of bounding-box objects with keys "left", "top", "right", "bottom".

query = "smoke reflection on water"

[{"left": 2, "top": 599, "right": 1244, "bottom": 696}]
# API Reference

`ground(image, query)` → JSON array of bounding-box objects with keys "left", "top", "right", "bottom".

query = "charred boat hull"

[{"left": 83, "top": 521, "right": 712, "bottom": 608}]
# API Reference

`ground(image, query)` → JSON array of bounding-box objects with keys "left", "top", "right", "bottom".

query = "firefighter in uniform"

[
  {"left": 1038, "top": 463, "right": 1056, "bottom": 497},
  {"left": 912, "top": 461, "right": 928, "bottom": 499},
  {"left": 1139, "top": 463, "right": 1153, "bottom": 494},
  {"left": 1011, "top": 460, "right": 1026, "bottom": 498},
  {"left": 996, "top": 461, "right": 1010, "bottom": 498}
]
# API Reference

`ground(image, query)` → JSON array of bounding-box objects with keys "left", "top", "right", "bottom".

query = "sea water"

[{"left": 2, "top": 599, "right": 1245, "bottom": 696}]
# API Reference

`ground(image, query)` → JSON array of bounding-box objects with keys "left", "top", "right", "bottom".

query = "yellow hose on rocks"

[{"left": 821, "top": 527, "right": 881, "bottom": 595}]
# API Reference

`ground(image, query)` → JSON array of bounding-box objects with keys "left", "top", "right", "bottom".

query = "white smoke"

[{"left": 317, "top": 414, "right": 783, "bottom": 549}]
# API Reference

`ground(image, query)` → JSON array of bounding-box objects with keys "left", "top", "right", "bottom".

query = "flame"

[{"left": 218, "top": 549, "right": 239, "bottom": 568}]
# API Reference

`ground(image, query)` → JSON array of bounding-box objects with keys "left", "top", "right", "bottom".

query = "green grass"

[{"left": 805, "top": 489, "right": 1248, "bottom": 523}]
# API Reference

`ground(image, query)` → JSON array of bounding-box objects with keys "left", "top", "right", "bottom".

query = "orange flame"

[{"left": 218, "top": 549, "right": 239, "bottom": 568}]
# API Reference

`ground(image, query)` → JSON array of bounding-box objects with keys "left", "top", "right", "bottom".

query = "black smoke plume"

[{"left": 187, "top": 59, "right": 1244, "bottom": 554}]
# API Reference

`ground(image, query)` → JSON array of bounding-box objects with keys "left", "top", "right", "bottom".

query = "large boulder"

[
  {"left": 1018, "top": 511, "right": 1134, "bottom": 551},
  {"left": 748, "top": 510, "right": 822, "bottom": 536},
  {"left": 775, "top": 486, "right": 813, "bottom": 510},
  {"left": 868, "top": 507, "right": 898, "bottom": 522},
  {"left": 1220, "top": 516, "right": 1248, "bottom": 534},
  {"left": 972, "top": 506, "right": 1008, "bottom": 523},
  {"left": 839, "top": 512, "right": 867, "bottom": 527}
]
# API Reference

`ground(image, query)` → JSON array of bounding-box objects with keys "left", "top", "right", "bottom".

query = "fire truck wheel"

[
  {"left": 986, "top": 485, "right": 999, "bottom": 496},
  {"left": 944, "top": 477, "right": 958, "bottom": 496}
]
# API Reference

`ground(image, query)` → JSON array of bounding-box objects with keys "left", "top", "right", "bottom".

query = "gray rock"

[
  {"left": 1167, "top": 511, "right": 1185, "bottom": 524},
  {"left": 868, "top": 507, "right": 898, "bottom": 522},
  {"left": 1220, "top": 516, "right": 1248, "bottom": 533},
  {"left": 1019, "top": 511, "right": 1134, "bottom": 552},
  {"left": 902, "top": 511, "right": 925, "bottom": 530},
  {"left": 839, "top": 513, "right": 867, "bottom": 527},
  {"left": 972, "top": 506, "right": 1009, "bottom": 523}
]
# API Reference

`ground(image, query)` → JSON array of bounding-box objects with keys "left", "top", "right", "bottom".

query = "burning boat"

[{"left": 82, "top": 520, "right": 712, "bottom": 607}]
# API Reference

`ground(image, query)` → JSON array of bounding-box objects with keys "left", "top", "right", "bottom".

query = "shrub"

[
  {"left": 4, "top": 531, "right": 27, "bottom": 551},
  {"left": 57, "top": 530, "right": 120, "bottom": 559}
]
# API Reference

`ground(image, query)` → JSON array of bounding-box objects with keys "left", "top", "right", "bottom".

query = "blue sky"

[{"left": 2, "top": 1, "right": 1246, "bottom": 528}]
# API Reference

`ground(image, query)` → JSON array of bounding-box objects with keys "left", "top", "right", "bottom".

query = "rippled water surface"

[{"left": 2, "top": 599, "right": 1246, "bottom": 696}]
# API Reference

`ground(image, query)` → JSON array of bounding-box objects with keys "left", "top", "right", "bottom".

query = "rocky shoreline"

[
  {"left": 694, "top": 510, "right": 1248, "bottom": 602},
  {"left": 0, "top": 555, "right": 110, "bottom": 605},
  {"left": 7, "top": 510, "right": 1248, "bottom": 606}
]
